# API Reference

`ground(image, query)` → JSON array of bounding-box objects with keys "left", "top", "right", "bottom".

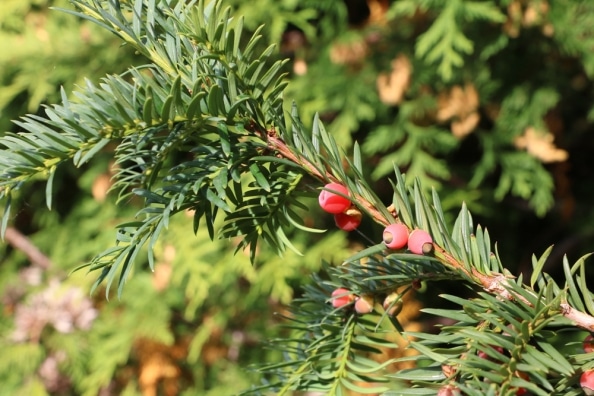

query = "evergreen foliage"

[{"left": 2, "top": 0, "right": 594, "bottom": 394}]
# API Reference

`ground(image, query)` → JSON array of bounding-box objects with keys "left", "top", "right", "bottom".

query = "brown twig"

[
  {"left": 266, "top": 133, "right": 390, "bottom": 226},
  {"left": 561, "top": 303, "right": 594, "bottom": 331},
  {"left": 4, "top": 226, "right": 52, "bottom": 269}
]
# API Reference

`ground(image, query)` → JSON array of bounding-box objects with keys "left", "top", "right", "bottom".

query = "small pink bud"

[
  {"left": 441, "top": 364, "right": 457, "bottom": 378},
  {"left": 477, "top": 345, "right": 505, "bottom": 362},
  {"left": 407, "top": 229, "right": 433, "bottom": 255},
  {"left": 584, "top": 334, "right": 594, "bottom": 353},
  {"left": 582, "top": 370, "right": 594, "bottom": 395},
  {"left": 383, "top": 223, "right": 409, "bottom": 250},
  {"left": 354, "top": 295, "right": 374, "bottom": 314},
  {"left": 318, "top": 183, "right": 351, "bottom": 214},
  {"left": 331, "top": 288, "right": 355, "bottom": 309},
  {"left": 437, "top": 385, "right": 461, "bottom": 396},
  {"left": 334, "top": 210, "right": 361, "bottom": 231}
]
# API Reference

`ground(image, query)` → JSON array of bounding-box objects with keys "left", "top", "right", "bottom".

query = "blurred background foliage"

[{"left": 1, "top": 0, "right": 594, "bottom": 394}]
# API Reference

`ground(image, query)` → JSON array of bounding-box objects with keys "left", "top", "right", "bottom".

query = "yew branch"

[{"left": 265, "top": 127, "right": 594, "bottom": 331}]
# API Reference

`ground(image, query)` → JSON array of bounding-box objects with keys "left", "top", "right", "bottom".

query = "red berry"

[
  {"left": 334, "top": 211, "right": 361, "bottom": 231},
  {"left": 383, "top": 223, "right": 409, "bottom": 249},
  {"left": 514, "top": 371, "right": 529, "bottom": 395},
  {"left": 584, "top": 334, "right": 594, "bottom": 353},
  {"left": 318, "top": 183, "right": 351, "bottom": 214},
  {"left": 408, "top": 229, "right": 433, "bottom": 255},
  {"left": 331, "top": 288, "right": 355, "bottom": 309},
  {"left": 354, "top": 295, "right": 374, "bottom": 314},
  {"left": 582, "top": 370, "right": 594, "bottom": 396}
]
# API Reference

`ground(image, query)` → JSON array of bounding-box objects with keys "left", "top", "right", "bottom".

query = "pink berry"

[
  {"left": 584, "top": 334, "right": 594, "bottom": 353},
  {"left": 331, "top": 288, "right": 355, "bottom": 309},
  {"left": 354, "top": 295, "right": 374, "bottom": 314},
  {"left": 477, "top": 345, "right": 505, "bottom": 362},
  {"left": 437, "top": 385, "right": 461, "bottom": 396},
  {"left": 582, "top": 370, "right": 594, "bottom": 396},
  {"left": 318, "top": 183, "right": 351, "bottom": 214},
  {"left": 334, "top": 211, "right": 361, "bottom": 231},
  {"left": 407, "top": 229, "right": 433, "bottom": 255},
  {"left": 383, "top": 223, "right": 409, "bottom": 249}
]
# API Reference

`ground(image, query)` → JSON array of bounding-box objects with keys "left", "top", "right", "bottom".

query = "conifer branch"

[
  {"left": 265, "top": 131, "right": 391, "bottom": 227},
  {"left": 2, "top": 1, "right": 594, "bottom": 394},
  {"left": 265, "top": 123, "right": 594, "bottom": 339}
]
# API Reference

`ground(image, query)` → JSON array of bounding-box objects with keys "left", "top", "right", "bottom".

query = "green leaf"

[
  {"left": 45, "top": 166, "right": 56, "bottom": 210},
  {"left": 388, "top": 366, "right": 445, "bottom": 381},
  {"left": 564, "top": 255, "right": 585, "bottom": 312},
  {"left": 339, "top": 378, "right": 388, "bottom": 394},
  {"left": 531, "top": 246, "right": 553, "bottom": 289},
  {"left": 249, "top": 163, "right": 271, "bottom": 192}
]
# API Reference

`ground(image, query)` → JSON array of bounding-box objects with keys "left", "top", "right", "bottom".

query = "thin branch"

[
  {"left": 266, "top": 133, "right": 390, "bottom": 226},
  {"left": 561, "top": 303, "right": 594, "bottom": 332},
  {"left": 4, "top": 227, "right": 52, "bottom": 269}
]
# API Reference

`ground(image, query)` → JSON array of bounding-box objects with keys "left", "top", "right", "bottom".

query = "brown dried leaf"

[
  {"left": 92, "top": 174, "right": 111, "bottom": 203},
  {"left": 514, "top": 127, "right": 568, "bottom": 163},
  {"left": 436, "top": 84, "right": 479, "bottom": 122},
  {"left": 436, "top": 84, "right": 481, "bottom": 138},
  {"left": 522, "top": 1, "right": 549, "bottom": 27},
  {"left": 135, "top": 339, "right": 183, "bottom": 396},
  {"left": 376, "top": 54, "right": 412, "bottom": 105},
  {"left": 366, "top": 0, "right": 390, "bottom": 26},
  {"left": 330, "top": 40, "right": 368, "bottom": 65},
  {"left": 293, "top": 58, "right": 308, "bottom": 76},
  {"left": 451, "top": 112, "right": 480, "bottom": 138},
  {"left": 152, "top": 263, "right": 172, "bottom": 291}
]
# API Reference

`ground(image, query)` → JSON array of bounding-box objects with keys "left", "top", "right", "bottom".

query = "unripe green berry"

[
  {"left": 382, "top": 292, "right": 403, "bottom": 316},
  {"left": 318, "top": 183, "right": 351, "bottom": 214},
  {"left": 408, "top": 229, "right": 433, "bottom": 255},
  {"left": 383, "top": 223, "right": 409, "bottom": 250},
  {"left": 334, "top": 210, "right": 362, "bottom": 231}
]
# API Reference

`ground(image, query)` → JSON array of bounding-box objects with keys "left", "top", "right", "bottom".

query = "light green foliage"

[
  {"left": 0, "top": 0, "right": 137, "bottom": 131},
  {"left": 0, "top": 1, "right": 346, "bottom": 393},
  {"left": 410, "top": 0, "right": 505, "bottom": 81}
]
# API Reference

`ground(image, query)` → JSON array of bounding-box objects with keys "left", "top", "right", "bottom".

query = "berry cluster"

[
  {"left": 382, "top": 224, "right": 433, "bottom": 254},
  {"left": 330, "top": 288, "right": 373, "bottom": 314},
  {"left": 321, "top": 183, "right": 435, "bottom": 317},
  {"left": 321, "top": 183, "right": 594, "bottom": 394},
  {"left": 331, "top": 288, "right": 406, "bottom": 317},
  {"left": 318, "top": 182, "right": 362, "bottom": 231},
  {"left": 318, "top": 183, "right": 434, "bottom": 255}
]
